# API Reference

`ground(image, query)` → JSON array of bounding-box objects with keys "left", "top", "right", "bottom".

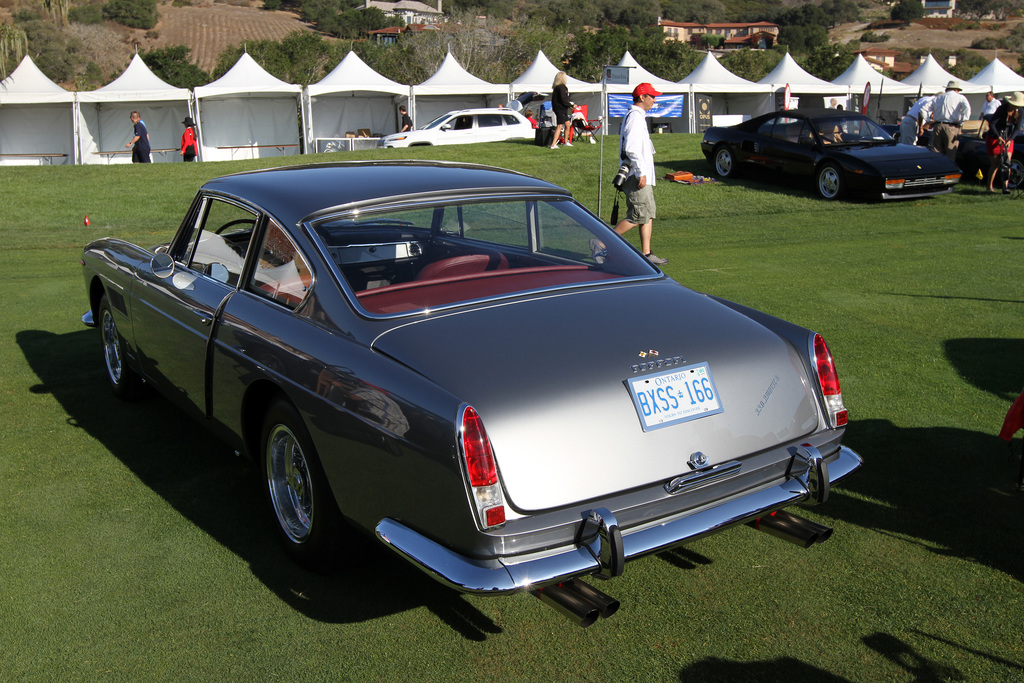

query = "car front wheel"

[
  {"left": 816, "top": 162, "right": 846, "bottom": 200},
  {"left": 261, "top": 398, "right": 345, "bottom": 572},
  {"left": 98, "top": 294, "right": 145, "bottom": 399},
  {"left": 1008, "top": 156, "right": 1024, "bottom": 190},
  {"left": 713, "top": 145, "right": 738, "bottom": 178}
]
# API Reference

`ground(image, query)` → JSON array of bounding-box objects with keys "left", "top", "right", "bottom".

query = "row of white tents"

[{"left": 3, "top": 47, "right": 1023, "bottom": 165}]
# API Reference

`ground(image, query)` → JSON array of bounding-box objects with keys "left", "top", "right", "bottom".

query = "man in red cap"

[{"left": 614, "top": 83, "right": 667, "bottom": 265}]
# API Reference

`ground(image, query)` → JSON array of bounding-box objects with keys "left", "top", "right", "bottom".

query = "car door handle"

[{"left": 192, "top": 308, "right": 213, "bottom": 326}]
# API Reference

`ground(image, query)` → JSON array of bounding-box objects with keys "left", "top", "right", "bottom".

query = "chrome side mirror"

[{"left": 151, "top": 253, "right": 174, "bottom": 279}]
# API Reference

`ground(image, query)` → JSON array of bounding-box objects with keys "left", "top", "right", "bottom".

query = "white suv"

[{"left": 379, "top": 108, "right": 534, "bottom": 148}]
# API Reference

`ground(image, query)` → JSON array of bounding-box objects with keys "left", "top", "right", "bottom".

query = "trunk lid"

[{"left": 372, "top": 280, "right": 821, "bottom": 511}]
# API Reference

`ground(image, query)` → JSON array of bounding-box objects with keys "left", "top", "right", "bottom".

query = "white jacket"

[{"left": 620, "top": 105, "right": 656, "bottom": 185}]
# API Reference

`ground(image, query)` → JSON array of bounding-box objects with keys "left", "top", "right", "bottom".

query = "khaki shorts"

[{"left": 622, "top": 175, "right": 656, "bottom": 225}]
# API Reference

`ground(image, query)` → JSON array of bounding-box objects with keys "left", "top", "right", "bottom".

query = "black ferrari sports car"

[{"left": 701, "top": 108, "right": 962, "bottom": 200}]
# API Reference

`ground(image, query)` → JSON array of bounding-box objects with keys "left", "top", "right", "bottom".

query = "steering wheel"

[{"left": 215, "top": 219, "right": 254, "bottom": 235}]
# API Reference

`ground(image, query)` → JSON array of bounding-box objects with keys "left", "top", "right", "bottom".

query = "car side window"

[
  {"left": 478, "top": 114, "right": 502, "bottom": 128},
  {"left": 756, "top": 118, "right": 776, "bottom": 137},
  {"left": 248, "top": 222, "right": 313, "bottom": 309},
  {"left": 248, "top": 223, "right": 311, "bottom": 309},
  {"left": 178, "top": 198, "right": 257, "bottom": 287},
  {"left": 453, "top": 116, "right": 473, "bottom": 130},
  {"left": 502, "top": 115, "right": 521, "bottom": 126}
]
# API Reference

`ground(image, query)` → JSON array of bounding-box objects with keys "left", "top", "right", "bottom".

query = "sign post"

[{"left": 599, "top": 66, "right": 631, "bottom": 221}]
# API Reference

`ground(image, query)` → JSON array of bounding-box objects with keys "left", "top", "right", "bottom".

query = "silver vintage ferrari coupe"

[{"left": 81, "top": 161, "right": 861, "bottom": 627}]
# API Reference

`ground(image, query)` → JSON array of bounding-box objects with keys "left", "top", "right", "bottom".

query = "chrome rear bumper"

[{"left": 375, "top": 445, "right": 862, "bottom": 595}]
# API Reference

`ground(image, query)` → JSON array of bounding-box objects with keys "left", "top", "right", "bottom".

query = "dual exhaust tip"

[
  {"left": 533, "top": 509, "right": 833, "bottom": 627},
  {"left": 531, "top": 578, "right": 620, "bottom": 628}
]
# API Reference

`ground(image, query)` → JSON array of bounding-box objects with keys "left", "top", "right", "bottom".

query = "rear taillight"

[
  {"left": 812, "top": 333, "right": 848, "bottom": 428},
  {"left": 459, "top": 405, "right": 505, "bottom": 529}
]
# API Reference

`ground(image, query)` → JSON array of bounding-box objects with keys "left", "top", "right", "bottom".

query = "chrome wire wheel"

[
  {"left": 266, "top": 424, "right": 314, "bottom": 543},
  {"left": 101, "top": 307, "right": 123, "bottom": 385}
]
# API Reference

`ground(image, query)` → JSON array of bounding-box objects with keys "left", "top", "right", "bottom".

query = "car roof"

[
  {"left": 200, "top": 161, "right": 568, "bottom": 226},
  {"left": 441, "top": 108, "right": 522, "bottom": 116}
]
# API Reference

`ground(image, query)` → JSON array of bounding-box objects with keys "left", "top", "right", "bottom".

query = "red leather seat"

[{"left": 415, "top": 253, "right": 508, "bottom": 281}]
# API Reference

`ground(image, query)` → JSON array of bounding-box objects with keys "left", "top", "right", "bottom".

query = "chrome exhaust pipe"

[
  {"left": 748, "top": 509, "right": 833, "bottom": 548},
  {"left": 531, "top": 578, "right": 620, "bottom": 627}
]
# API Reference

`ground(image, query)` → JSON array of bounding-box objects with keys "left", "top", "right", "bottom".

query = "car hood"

[
  {"left": 371, "top": 280, "right": 821, "bottom": 511},
  {"left": 835, "top": 143, "right": 961, "bottom": 174}
]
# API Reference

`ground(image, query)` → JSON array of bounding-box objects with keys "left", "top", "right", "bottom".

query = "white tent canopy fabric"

[
  {"left": 606, "top": 51, "right": 682, "bottom": 94},
  {"left": 677, "top": 52, "right": 770, "bottom": 93},
  {"left": 902, "top": 54, "right": 987, "bottom": 94},
  {"left": 303, "top": 51, "right": 410, "bottom": 149},
  {"left": 0, "top": 55, "right": 77, "bottom": 165},
  {"left": 676, "top": 52, "right": 772, "bottom": 129},
  {"left": 758, "top": 53, "right": 848, "bottom": 95},
  {"left": 76, "top": 54, "right": 193, "bottom": 165},
  {"left": 831, "top": 55, "right": 918, "bottom": 95},
  {"left": 968, "top": 57, "right": 1024, "bottom": 93},
  {"left": 194, "top": 52, "right": 303, "bottom": 162},
  {"left": 411, "top": 52, "right": 509, "bottom": 125},
  {"left": 510, "top": 50, "right": 602, "bottom": 125}
]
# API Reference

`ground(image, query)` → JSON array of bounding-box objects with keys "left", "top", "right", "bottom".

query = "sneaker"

[
  {"left": 563, "top": 142, "right": 573, "bottom": 147},
  {"left": 645, "top": 252, "right": 668, "bottom": 265},
  {"left": 589, "top": 238, "right": 607, "bottom": 264},
  {"left": 549, "top": 144, "right": 559, "bottom": 149}
]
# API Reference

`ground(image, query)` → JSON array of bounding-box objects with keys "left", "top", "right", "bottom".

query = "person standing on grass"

[
  {"left": 929, "top": 80, "right": 971, "bottom": 161},
  {"left": 899, "top": 92, "right": 937, "bottom": 146},
  {"left": 180, "top": 117, "right": 197, "bottom": 162},
  {"left": 981, "top": 91, "right": 1000, "bottom": 119},
  {"left": 126, "top": 111, "right": 151, "bottom": 163},
  {"left": 983, "top": 91, "right": 1024, "bottom": 194},
  {"left": 549, "top": 71, "right": 573, "bottom": 149},
  {"left": 614, "top": 83, "right": 667, "bottom": 266},
  {"left": 399, "top": 105, "right": 412, "bottom": 132}
]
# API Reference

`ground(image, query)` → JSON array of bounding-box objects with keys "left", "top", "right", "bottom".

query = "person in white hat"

[
  {"left": 983, "top": 91, "right": 1024, "bottom": 193},
  {"left": 928, "top": 80, "right": 971, "bottom": 161}
]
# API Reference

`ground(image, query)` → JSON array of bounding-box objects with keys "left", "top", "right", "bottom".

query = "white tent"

[
  {"left": 901, "top": 54, "right": 987, "bottom": 94},
  {"left": 76, "top": 54, "right": 193, "bottom": 164},
  {"left": 607, "top": 51, "right": 681, "bottom": 94},
  {"left": 831, "top": 54, "right": 919, "bottom": 123},
  {"left": 510, "top": 50, "right": 602, "bottom": 129},
  {"left": 966, "top": 57, "right": 1024, "bottom": 114},
  {"left": 193, "top": 52, "right": 303, "bottom": 162},
  {"left": 677, "top": 51, "right": 773, "bottom": 130},
  {"left": 757, "top": 53, "right": 848, "bottom": 108},
  {"left": 0, "top": 56, "right": 77, "bottom": 165},
  {"left": 303, "top": 51, "right": 410, "bottom": 152},
  {"left": 410, "top": 52, "right": 509, "bottom": 126}
]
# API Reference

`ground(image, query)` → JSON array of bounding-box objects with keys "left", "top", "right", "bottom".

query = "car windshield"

[
  {"left": 422, "top": 114, "right": 455, "bottom": 130},
  {"left": 311, "top": 197, "right": 658, "bottom": 315},
  {"left": 813, "top": 115, "right": 892, "bottom": 144}
]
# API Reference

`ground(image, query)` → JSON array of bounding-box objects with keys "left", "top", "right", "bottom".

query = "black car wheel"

[
  {"left": 816, "top": 162, "right": 846, "bottom": 200},
  {"left": 1008, "top": 157, "right": 1024, "bottom": 190},
  {"left": 261, "top": 398, "right": 345, "bottom": 572},
  {"left": 98, "top": 294, "right": 145, "bottom": 400},
  {"left": 713, "top": 145, "right": 739, "bottom": 178}
]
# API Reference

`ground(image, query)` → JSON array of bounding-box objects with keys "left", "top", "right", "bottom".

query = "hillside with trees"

[{"left": 2, "top": 0, "right": 1023, "bottom": 91}]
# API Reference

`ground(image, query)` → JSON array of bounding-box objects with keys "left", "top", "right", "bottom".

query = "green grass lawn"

[{"left": 2, "top": 137, "right": 1023, "bottom": 681}]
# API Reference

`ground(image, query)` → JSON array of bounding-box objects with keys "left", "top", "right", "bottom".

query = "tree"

[
  {"left": 662, "top": 0, "right": 726, "bottom": 24},
  {"left": 890, "top": 0, "right": 924, "bottom": 23},
  {"left": 141, "top": 45, "right": 211, "bottom": 88},
  {"left": 801, "top": 42, "right": 856, "bottom": 81},
  {"left": 719, "top": 47, "right": 783, "bottom": 82},
  {"left": 103, "top": 0, "right": 159, "bottom": 29}
]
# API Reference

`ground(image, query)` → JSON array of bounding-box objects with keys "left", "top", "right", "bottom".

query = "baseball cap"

[{"left": 633, "top": 83, "right": 662, "bottom": 99}]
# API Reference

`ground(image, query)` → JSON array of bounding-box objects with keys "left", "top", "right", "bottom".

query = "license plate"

[{"left": 627, "top": 362, "right": 724, "bottom": 432}]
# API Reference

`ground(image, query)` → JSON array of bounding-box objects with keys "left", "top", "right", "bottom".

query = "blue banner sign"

[{"left": 607, "top": 94, "right": 685, "bottom": 118}]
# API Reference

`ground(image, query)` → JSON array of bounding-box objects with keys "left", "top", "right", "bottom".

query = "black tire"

[
  {"left": 1007, "top": 156, "right": 1024, "bottom": 190},
  {"left": 816, "top": 162, "right": 846, "bottom": 200},
  {"left": 98, "top": 294, "right": 146, "bottom": 400},
  {"left": 713, "top": 145, "right": 739, "bottom": 178},
  {"left": 260, "top": 398, "right": 345, "bottom": 573}
]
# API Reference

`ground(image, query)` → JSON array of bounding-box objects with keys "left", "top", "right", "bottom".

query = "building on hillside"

[
  {"left": 364, "top": 0, "right": 443, "bottom": 26},
  {"left": 923, "top": 0, "right": 956, "bottom": 18},
  {"left": 855, "top": 48, "right": 918, "bottom": 79},
  {"left": 655, "top": 19, "right": 779, "bottom": 49},
  {"left": 368, "top": 23, "right": 438, "bottom": 44}
]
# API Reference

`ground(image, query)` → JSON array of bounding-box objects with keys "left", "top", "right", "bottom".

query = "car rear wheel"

[
  {"left": 713, "top": 145, "right": 739, "bottom": 178},
  {"left": 816, "top": 162, "right": 846, "bottom": 200},
  {"left": 261, "top": 398, "right": 345, "bottom": 572},
  {"left": 98, "top": 294, "right": 145, "bottom": 400},
  {"left": 1008, "top": 157, "right": 1024, "bottom": 190}
]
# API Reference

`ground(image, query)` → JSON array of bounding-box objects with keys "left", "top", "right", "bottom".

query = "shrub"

[
  {"left": 68, "top": 4, "right": 103, "bottom": 24},
  {"left": 860, "top": 30, "right": 890, "bottom": 42}
]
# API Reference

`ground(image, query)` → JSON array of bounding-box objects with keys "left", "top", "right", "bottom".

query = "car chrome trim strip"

[
  {"left": 375, "top": 445, "right": 862, "bottom": 594},
  {"left": 664, "top": 461, "right": 742, "bottom": 495}
]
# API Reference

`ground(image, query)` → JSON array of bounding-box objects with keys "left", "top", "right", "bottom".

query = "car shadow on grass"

[
  {"left": 821, "top": 417, "right": 1024, "bottom": 584},
  {"left": 18, "top": 328, "right": 502, "bottom": 640}
]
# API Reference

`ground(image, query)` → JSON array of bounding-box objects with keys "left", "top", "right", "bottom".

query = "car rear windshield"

[
  {"left": 310, "top": 197, "right": 658, "bottom": 315},
  {"left": 813, "top": 115, "right": 892, "bottom": 144}
]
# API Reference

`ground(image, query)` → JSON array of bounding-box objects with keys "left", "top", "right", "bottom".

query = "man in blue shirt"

[{"left": 126, "top": 111, "right": 151, "bottom": 163}]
